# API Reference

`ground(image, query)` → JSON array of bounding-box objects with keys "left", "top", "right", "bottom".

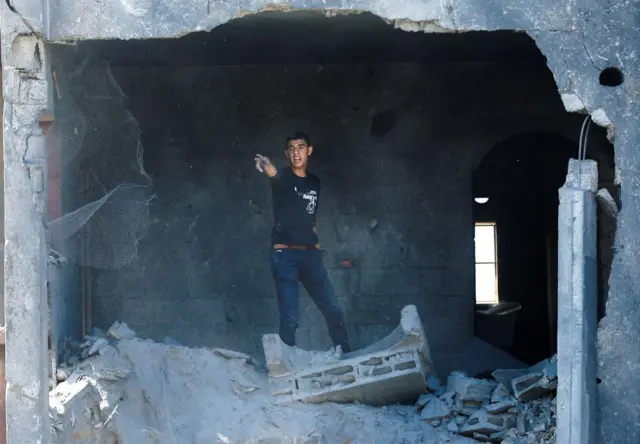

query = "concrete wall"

[
  {"left": 88, "top": 60, "right": 579, "bottom": 374},
  {"left": 3, "top": 1, "right": 639, "bottom": 442}
]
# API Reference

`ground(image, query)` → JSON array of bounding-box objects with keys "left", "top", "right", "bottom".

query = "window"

[{"left": 474, "top": 222, "right": 499, "bottom": 304}]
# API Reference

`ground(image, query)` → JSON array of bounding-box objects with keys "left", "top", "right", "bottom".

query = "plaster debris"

[
  {"left": 107, "top": 321, "right": 136, "bottom": 340},
  {"left": 265, "top": 305, "right": 435, "bottom": 406},
  {"left": 50, "top": 315, "right": 557, "bottom": 444},
  {"left": 416, "top": 356, "right": 558, "bottom": 444},
  {"left": 50, "top": 322, "right": 456, "bottom": 444}
]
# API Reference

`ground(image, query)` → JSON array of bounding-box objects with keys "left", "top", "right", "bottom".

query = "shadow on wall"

[{"left": 472, "top": 131, "right": 616, "bottom": 365}]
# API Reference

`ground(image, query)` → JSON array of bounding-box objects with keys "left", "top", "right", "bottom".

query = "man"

[{"left": 255, "top": 132, "right": 351, "bottom": 353}]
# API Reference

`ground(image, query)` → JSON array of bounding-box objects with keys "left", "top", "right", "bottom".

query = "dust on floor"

[{"left": 50, "top": 323, "right": 554, "bottom": 444}]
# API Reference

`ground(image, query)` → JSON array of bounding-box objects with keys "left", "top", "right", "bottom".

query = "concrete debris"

[
  {"left": 264, "top": 305, "right": 436, "bottom": 406},
  {"left": 107, "top": 321, "right": 136, "bottom": 340},
  {"left": 491, "top": 383, "right": 511, "bottom": 402},
  {"left": 427, "top": 375, "right": 443, "bottom": 392},
  {"left": 420, "top": 397, "right": 451, "bottom": 421},
  {"left": 447, "top": 372, "right": 497, "bottom": 402},
  {"left": 416, "top": 392, "right": 435, "bottom": 409},
  {"left": 512, "top": 372, "right": 557, "bottom": 402},
  {"left": 50, "top": 322, "right": 459, "bottom": 444},
  {"left": 416, "top": 363, "right": 557, "bottom": 444}
]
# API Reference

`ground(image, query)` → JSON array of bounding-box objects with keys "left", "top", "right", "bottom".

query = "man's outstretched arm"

[{"left": 254, "top": 154, "right": 278, "bottom": 178}]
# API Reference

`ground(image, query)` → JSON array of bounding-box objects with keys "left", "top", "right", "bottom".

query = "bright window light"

[
  {"left": 474, "top": 222, "right": 499, "bottom": 304},
  {"left": 474, "top": 197, "right": 489, "bottom": 204}
]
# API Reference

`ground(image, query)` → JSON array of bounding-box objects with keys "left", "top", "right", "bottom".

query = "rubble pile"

[
  {"left": 49, "top": 322, "right": 467, "bottom": 444},
  {"left": 416, "top": 356, "right": 558, "bottom": 444}
]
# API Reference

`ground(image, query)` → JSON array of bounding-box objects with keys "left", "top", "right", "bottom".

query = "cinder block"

[
  {"left": 270, "top": 347, "right": 428, "bottom": 406},
  {"left": 263, "top": 305, "right": 436, "bottom": 406}
]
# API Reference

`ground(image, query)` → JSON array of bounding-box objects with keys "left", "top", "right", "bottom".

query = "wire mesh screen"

[{"left": 47, "top": 49, "right": 153, "bottom": 269}]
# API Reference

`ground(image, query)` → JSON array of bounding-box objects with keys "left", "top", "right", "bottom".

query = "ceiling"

[{"left": 78, "top": 11, "right": 546, "bottom": 66}]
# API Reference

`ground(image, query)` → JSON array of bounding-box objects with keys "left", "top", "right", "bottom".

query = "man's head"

[{"left": 285, "top": 132, "right": 313, "bottom": 170}]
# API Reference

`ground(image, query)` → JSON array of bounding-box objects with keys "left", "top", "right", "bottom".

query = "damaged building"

[{"left": 1, "top": 0, "right": 638, "bottom": 443}]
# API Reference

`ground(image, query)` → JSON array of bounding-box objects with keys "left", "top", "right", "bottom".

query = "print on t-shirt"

[{"left": 294, "top": 187, "right": 318, "bottom": 215}]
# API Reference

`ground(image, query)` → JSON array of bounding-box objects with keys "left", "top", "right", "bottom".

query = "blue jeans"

[{"left": 270, "top": 248, "right": 350, "bottom": 352}]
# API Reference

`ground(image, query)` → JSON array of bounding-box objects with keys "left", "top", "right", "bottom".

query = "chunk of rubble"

[
  {"left": 426, "top": 375, "right": 442, "bottom": 392},
  {"left": 512, "top": 372, "right": 557, "bottom": 402},
  {"left": 493, "top": 355, "right": 557, "bottom": 398},
  {"left": 420, "top": 397, "right": 451, "bottom": 421},
  {"left": 87, "top": 338, "right": 108, "bottom": 356},
  {"left": 107, "top": 321, "right": 136, "bottom": 340},
  {"left": 416, "top": 393, "right": 434, "bottom": 409},
  {"left": 485, "top": 398, "right": 517, "bottom": 414},
  {"left": 447, "top": 372, "right": 496, "bottom": 403},
  {"left": 447, "top": 419, "right": 459, "bottom": 432},
  {"left": 459, "top": 409, "right": 515, "bottom": 437},
  {"left": 264, "top": 305, "right": 436, "bottom": 406},
  {"left": 490, "top": 383, "right": 510, "bottom": 402}
]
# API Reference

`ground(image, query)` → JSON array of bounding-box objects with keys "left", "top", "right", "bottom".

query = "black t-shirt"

[{"left": 269, "top": 167, "right": 320, "bottom": 245}]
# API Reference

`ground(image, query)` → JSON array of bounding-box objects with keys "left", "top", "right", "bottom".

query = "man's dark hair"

[{"left": 285, "top": 132, "right": 311, "bottom": 147}]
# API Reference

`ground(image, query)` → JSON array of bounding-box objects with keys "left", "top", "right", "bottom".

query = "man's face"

[{"left": 285, "top": 139, "right": 313, "bottom": 169}]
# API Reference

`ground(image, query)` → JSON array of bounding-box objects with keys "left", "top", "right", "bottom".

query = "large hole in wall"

[{"left": 45, "top": 11, "right": 616, "bottom": 374}]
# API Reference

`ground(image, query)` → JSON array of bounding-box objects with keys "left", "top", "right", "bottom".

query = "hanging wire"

[{"left": 578, "top": 114, "right": 592, "bottom": 161}]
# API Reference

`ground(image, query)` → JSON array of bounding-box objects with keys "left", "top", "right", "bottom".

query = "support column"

[
  {"left": 556, "top": 159, "right": 598, "bottom": 444},
  {"left": 2, "top": 2, "right": 51, "bottom": 439}
]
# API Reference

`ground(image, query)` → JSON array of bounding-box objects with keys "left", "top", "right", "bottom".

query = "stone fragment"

[
  {"left": 447, "top": 420, "right": 459, "bottom": 433},
  {"left": 107, "top": 321, "right": 136, "bottom": 340},
  {"left": 491, "top": 369, "right": 527, "bottom": 391},
  {"left": 416, "top": 393, "right": 434, "bottom": 409},
  {"left": 430, "top": 420, "right": 441, "bottom": 427},
  {"left": 87, "top": 338, "right": 108, "bottom": 356},
  {"left": 447, "top": 372, "right": 496, "bottom": 402},
  {"left": 367, "top": 218, "right": 379, "bottom": 231},
  {"left": 458, "top": 410, "right": 505, "bottom": 436},
  {"left": 213, "top": 347, "right": 252, "bottom": 361},
  {"left": 426, "top": 375, "right": 442, "bottom": 392},
  {"left": 420, "top": 397, "right": 451, "bottom": 421},
  {"left": 512, "top": 372, "right": 557, "bottom": 402},
  {"left": 490, "top": 383, "right": 510, "bottom": 402},
  {"left": 488, "top": 430, "right": 508, "bottom": 442},
  {"left": 485, "top": 399, "right": 517, "bottom": 414},
  {"left": 440, "top": 391, "right": 455, "bottom": 407}
]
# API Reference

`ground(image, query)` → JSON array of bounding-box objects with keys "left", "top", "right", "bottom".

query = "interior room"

[{"left": 45, "top": 11, "right": 616, "bottom": 376}]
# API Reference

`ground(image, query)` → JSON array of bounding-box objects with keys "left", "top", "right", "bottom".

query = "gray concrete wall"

[
  {"left": 88, "top": 61, "right": 578, "bottom": 375},
  {"left": 3, "top": 0, "right": 639, "bottom": 442}
]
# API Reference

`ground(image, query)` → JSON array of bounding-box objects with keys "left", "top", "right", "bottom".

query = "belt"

[{"left": 273, "top": 244, "right": 321, "bottom": 250}]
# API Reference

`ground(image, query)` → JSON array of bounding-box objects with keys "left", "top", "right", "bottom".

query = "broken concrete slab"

[
  {"left": 447, "top": 372, "right": 497, "bottom": 402},
  {"left": 264, "top": 305, "right": 435, "bottom": 406},
  {"left": 458, "top": 410, "right": 506, "bottom": 436},
  {"left": 491, "top": 383, "right": 510, "bottom": 402},
  {"left": 485, "top": 399, "right": 517, "bottom": 414},
  {"left": 420, "top": 397, "right": 451, "bottom": 421},
  {"left": 416, "top": 393, "right": 435, "bottom": 409},
  {"left": 426, "top": 375, "right": 442, "bottom": 392},
  {"left": 107, "top": 321, "right": 136, "bottom": 340},
  {"left": 342, "top": 305, "right": 435, "bottom": 372},
  {"left": 512, "top": 372, "right": 557, "bottom": 402},
  {"left": 270, "top": 347, "right": 428, "bottom": 406}
]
